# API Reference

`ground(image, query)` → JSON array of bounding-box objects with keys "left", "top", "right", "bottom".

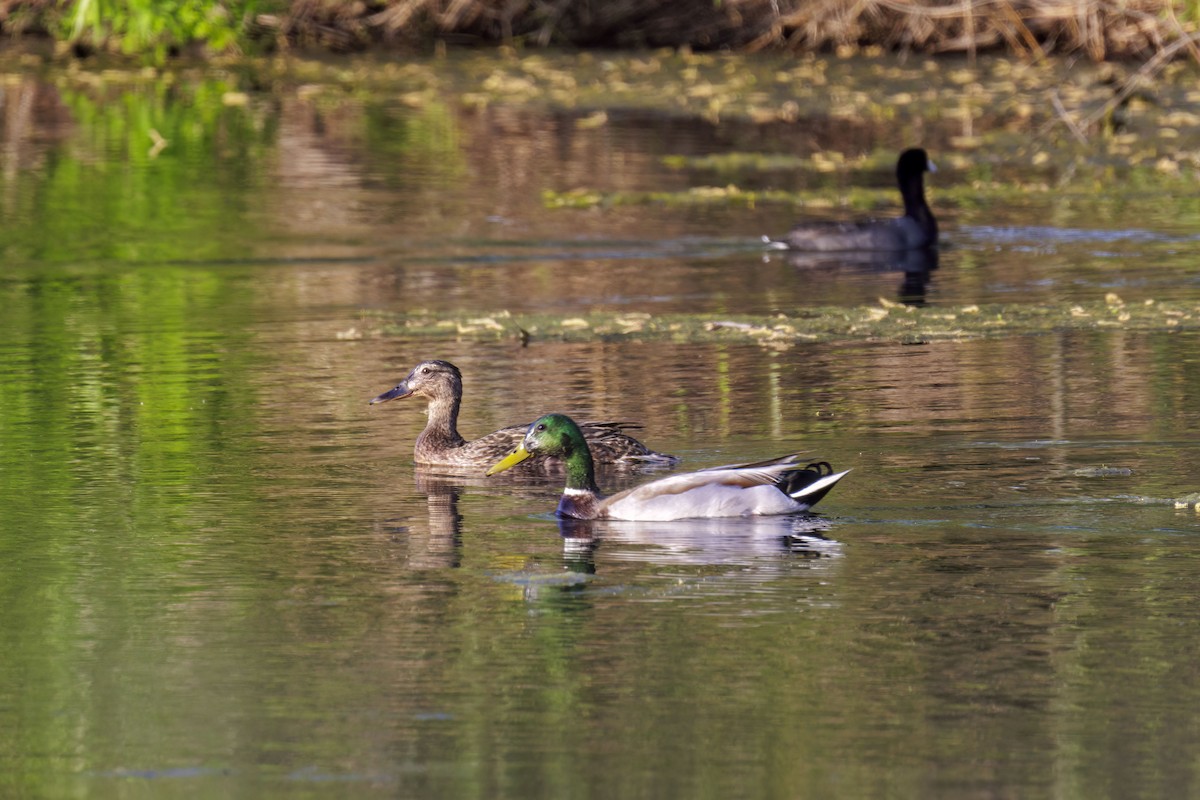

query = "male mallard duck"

[
  {"left": 487, "top": 413, "right": 848, "bottom": 520},
  {"left": 370, "top": 360, "right": 677, "bottom": 470},
  {"left": 767, "top": 148, "right": 938, "bottom": 251}
]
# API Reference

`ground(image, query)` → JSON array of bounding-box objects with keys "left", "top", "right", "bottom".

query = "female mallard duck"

[
  {"left": 768, "top": 148, "right": 938, "bottom": 251},
  {"left": 487, "top": 413, "right": 848, "bottom": 521},
  {"left": 370, "top": 360, "right": 677, "bottom": 470}
]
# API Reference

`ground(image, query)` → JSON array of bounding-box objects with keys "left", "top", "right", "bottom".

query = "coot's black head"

[{"left": 896, "top": 148, "right": 935, "bottom": 180}]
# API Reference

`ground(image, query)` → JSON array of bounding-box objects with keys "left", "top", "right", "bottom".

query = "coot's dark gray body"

[{"left": 771, "top": 148, "right": 938, "bottom": 252}]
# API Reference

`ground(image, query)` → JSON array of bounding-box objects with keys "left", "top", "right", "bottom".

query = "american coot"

[
  {"left": 486, "top": 413, "right": 848, "bottom": 521},
  {"left": 768, "top": 148, "right": 938, "bottom": 251},
  {"left": 369, "top": 360, "right": 678, "bottom": 470}
]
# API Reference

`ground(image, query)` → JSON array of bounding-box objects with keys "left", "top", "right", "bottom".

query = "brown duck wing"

[
  {"left": 439, "top": 420, "right": 675, "bottom": 470},
  {"left": 459, "top": 421, "right": 673, "bottom": 471},
  {"left": 461, "top": 425, "right": 528, "bottom": 456},
  {"left": 579, "top": 421, "right": 678, "bottom": 465}
]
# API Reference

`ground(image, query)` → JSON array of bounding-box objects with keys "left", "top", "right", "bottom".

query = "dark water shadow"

[{"left": 403, "top": 236, "right": 764, "bottom": 265}]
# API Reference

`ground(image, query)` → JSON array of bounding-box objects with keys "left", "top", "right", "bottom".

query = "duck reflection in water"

[
  {"left": 778, "top": 246, "right": 939, "bottom": 306},
  {"left": 406, "top": 465, "right": 577, "bottom": 570},
  {"left": 383, "top": 471, "right": 466, "bottom": 570},
  {"left": 556, "top": 514, "right": 844, "bottom": 575}
]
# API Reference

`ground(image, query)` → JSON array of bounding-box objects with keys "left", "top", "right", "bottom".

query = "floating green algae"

[
  {"left": 365, "top": 296, "right": 1200, "bottom": 347},
  {"left": 541, "top": 185, "right": 806, "bottom": 210}
]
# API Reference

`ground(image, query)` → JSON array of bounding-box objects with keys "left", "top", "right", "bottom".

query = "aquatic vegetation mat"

[{"left": 367, "top": 295, "right": 1200, "bottom": 346}]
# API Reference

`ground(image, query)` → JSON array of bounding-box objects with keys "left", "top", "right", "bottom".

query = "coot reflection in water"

[{"left": 779, "top": 246, "right": 939, "bottom": 305}]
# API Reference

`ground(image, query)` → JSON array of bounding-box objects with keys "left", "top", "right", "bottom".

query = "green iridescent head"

[{"left": 486, "top": 413, "right": 590, "bottom": 476}]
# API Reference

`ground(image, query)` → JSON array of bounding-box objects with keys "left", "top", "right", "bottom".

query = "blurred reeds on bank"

[
  {"left": 13, "top": 0, "right": 1199, "bottom": 62},
  {"left": 268, "top": 0, "right": 1195, "bottom": 61}
]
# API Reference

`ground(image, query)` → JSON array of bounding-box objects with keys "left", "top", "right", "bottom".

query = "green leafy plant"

[{"left": 63, "top": 0, "right": 275, "bottom": 59}]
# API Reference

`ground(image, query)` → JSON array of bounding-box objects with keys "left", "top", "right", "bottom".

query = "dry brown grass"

[{"left": 263, "top": 0, "right": 1197, "bottom": 61}]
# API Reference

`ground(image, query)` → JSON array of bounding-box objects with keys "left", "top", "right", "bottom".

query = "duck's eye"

[
  {"left": 536, "top": 423, "right": 547, "bottom": 432},
  {"left": 421, "top": 367, "right": 430, "bottom": 375}
]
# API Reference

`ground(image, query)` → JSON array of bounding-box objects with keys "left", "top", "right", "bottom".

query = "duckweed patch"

[
  {"left": 542, "top": 186, "right": 806, "bottom": 210},
  {"left": 660, "top": 153, "right": 818, "bottom": 172},
  {"left": 542, "top": 180, "right": 1061, "bottom": 213},
  {"left": 368, "top": 297, "right": 1200, "bottom": 347}
]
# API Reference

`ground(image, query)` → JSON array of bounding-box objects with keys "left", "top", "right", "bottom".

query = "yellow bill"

[{"left": 486, "top": 444, "right": 532, "bottom": 476}]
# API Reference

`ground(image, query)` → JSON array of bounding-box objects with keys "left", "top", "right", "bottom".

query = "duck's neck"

[
  {"left": 901, "top": 176, "right": 937, "bottom": 238},
  {"left": 418, "top": 394, "right": 467, "bottom": 451},
  {"left": 562, "top": 436, "right": 600, "bottom": 494}
]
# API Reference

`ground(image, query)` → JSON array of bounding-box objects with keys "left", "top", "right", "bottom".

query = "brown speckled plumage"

[{"left": 370, "top": 360, "right": 677, "bottom": 472}]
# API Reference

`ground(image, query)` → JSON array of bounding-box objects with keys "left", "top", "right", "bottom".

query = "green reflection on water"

[
  {"left": 0, "top": 71, "right": 466, "bottom": 266},
  {"left": 7, "top": 81, "right": 267, "bottom": 262}
]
